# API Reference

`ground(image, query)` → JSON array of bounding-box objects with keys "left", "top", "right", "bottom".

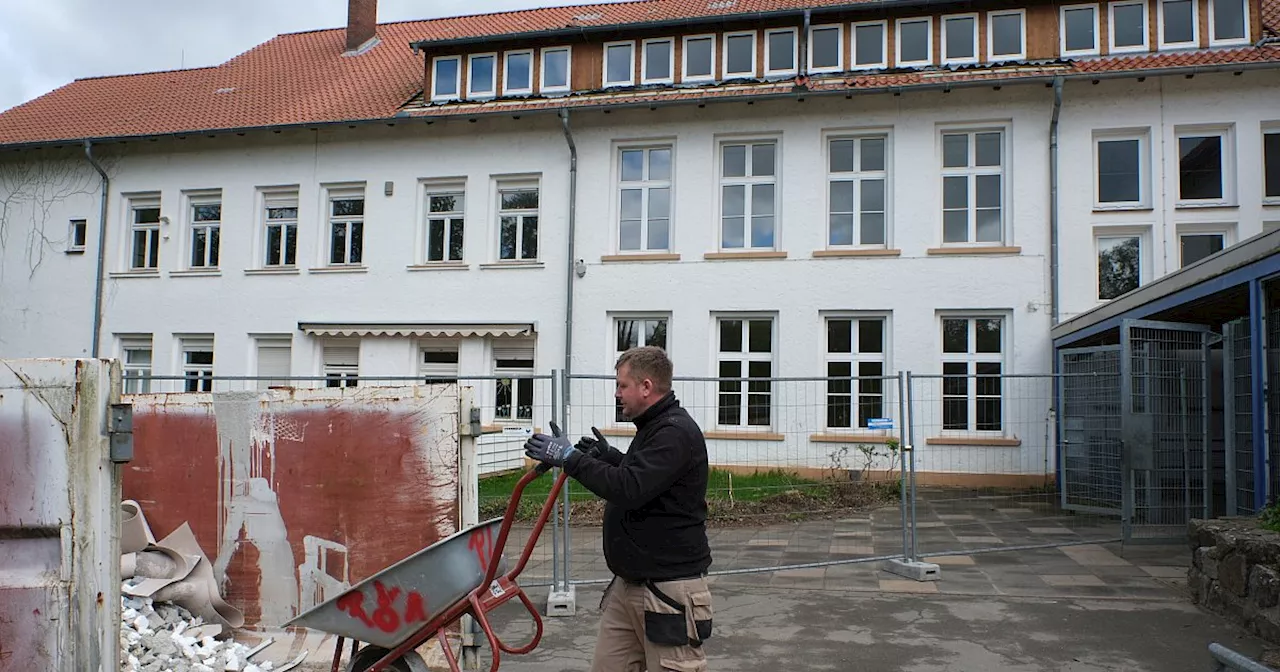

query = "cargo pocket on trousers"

[
  {"left": 687, "top": 588, "right": 713, "bottom": 646},
  {"left": 659, "top": 656, "right": 707, "bottom": 672},
  {"left": 642, "top": 582, "right": 688, "bottom": 647}
]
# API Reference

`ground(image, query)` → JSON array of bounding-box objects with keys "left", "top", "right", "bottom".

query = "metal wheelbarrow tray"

[{"left": 286, "top": 463, "right": 568, "bottom": 672}]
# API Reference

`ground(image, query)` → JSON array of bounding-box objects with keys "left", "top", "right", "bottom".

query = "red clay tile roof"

[{"left": 1, "top": 0, "right": 1278, "bottom": 148}]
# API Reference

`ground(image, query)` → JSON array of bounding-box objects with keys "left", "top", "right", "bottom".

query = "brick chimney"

[{"left": 346, "top": 0, "right": 378, "bottom": 52}]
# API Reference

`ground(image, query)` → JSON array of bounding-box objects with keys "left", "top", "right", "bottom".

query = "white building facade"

[{"left": 1, "top": 0, "right": 1277, "bottom": 480}]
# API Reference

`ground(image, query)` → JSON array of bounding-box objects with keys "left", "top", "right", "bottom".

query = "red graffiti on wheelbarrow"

[
  {"left": 468, "top": 526, "right": 495, "bottom": 569},
  {"left": 336, "top": 581, "right": 430, "bottom": 633}
]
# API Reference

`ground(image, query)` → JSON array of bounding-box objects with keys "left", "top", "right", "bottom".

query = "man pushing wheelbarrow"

[{"left": 524, "top": 346, "right": 714, "bottom": 672}]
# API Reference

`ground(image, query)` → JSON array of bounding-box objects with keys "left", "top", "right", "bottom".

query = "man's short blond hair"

[{"left": 615, "top": 346, "right": 673, "bottom": 393}]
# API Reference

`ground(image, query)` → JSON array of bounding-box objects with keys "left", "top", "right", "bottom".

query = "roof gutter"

[
  {"left": 408, "top": 0, "right": 982, "bottom": 51},
  {"left": 83, "top": 140, "right": 110, "bottom": 358},
  {"left": 3, "top": 58, "right": 1279, "bottom": 153}
]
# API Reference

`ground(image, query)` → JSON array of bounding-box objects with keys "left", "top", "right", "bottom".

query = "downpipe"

[
  {"left": 557, "top": 108, "right": 579, "bottom": 602},
  {"left": 84, "top": 140, "right": 110, "bottom": 358},
  {"left": 1048, "top": 76, "right": 1063, "bottom": 327}
]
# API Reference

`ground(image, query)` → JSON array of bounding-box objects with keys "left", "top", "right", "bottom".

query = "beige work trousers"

[{"left": 589, "top": 576, "right": 713, "bottom": 672}]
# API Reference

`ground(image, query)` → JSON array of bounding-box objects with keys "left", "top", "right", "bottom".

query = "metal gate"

[
  {"left": 1058, "top": 346, "right": 1123, "bottom": 515},
  {"left": 1121, "top": 319, "right": 1212, "bottom": 542},
  {"left": 1224, "top": 318, "right": 1256, "bottom": 515}
]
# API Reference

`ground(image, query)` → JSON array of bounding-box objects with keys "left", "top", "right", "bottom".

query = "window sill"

[
  {"left": 600, "top": 253, "right": 681, "bottom": 263},
  {"left": 478, "top": 261, "right": 545, "bottom": 269},
  {"left": 308, "top": 265, "right": 369, "bottom": 274},
  {"left": 926, "top": 246, "right": 1021, "bottom": 256},
  {"left": 704, "top": 430, "right": 785, "bottom": 441},
  {"left": 925, "top": 436, "right": 1021, "bottom": 447},
  {"left": 1174, "top": 201, "right": 1238, "bottom": 210},
  {"left": 169, "top": 269, "right": 222, "bottom": 277},
  {"left": 1092, "top": 205, "right": 1154, "bottom": 213},
  {"left": 703, "top": 251, "right": 788, "bottom": 261},
  {"left": 245, "top": 267, "right": 301, "bottom": 276},
  {"left": 407, "top": 262, "right": 469, "bottom": 272},
  {"left": 65, "top": 248, "right": 86, "bottom": 255},
  {"left": 109, "top": 270, "right": 160, "bottom": 279},
  {"left": 1261, "top": 199, "right": 1280, "bottom": 207},
  {"left": 599, "top": 426, "right": 637, "bottom": 437},
  {"left": 810, "top": 433, "right": 898, "bottom": 444},
  {"left": 812, "top": 249, "right": 901, "bottom": 258}
]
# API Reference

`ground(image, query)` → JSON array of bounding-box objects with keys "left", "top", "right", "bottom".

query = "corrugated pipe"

[
  {"left": 559, "top": 109, "right": 578, "bottom": 406},
  {"left": 1049, "top": 76, "right": 1063, "bottom": 326},
  {"left": 84, "top": 140, "right": 109, "bottom": 358}
]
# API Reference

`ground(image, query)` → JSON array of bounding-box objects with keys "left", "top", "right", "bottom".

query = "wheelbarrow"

[{"left": 285, "top": 461, "right": 567, "bottom": 672}]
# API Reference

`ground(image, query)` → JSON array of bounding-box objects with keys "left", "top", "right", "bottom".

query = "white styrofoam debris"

[{"left": 119, "top": 582, "right": 260, "bottom": 672}]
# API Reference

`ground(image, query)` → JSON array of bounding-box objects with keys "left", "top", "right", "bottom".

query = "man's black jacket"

[{"left": 564, "top": 392, "right": 711, "bottom": 581}]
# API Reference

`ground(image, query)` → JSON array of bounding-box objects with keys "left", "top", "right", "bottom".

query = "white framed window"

[
  {"left": 604, "top": 41, "right": 636, "bottom": 87},
  {"left": 497, "top": 180, "right": 539, "bottom": 261},
  {"left": 719, "top": 140, "right": 777, "bottom": 250},
  {"left": 187, "top": 194, "right": 221, "bottom": 269},
  {"left": 613, "top": 316, "right": 669, "bottom": 422},
  {"left": 852, "top": 21, "right": 887, "bottom": 69},
  {"left": 503, "top": 50, "right": 534, "bottom": 95},
  {"left": 764, "top": 28, "right": 798, "bottom": 76},
  {"left": 468, "top": 53, "right": 497, "bottom": 98},
  {"left": 180, "top": 336, "right": 214, "bottom": 393},
  {"left": 128, "top": 197, "right": 161, "bottom": 271},
  {"left": 723, "top": 31, "right": 757, "bottom": 78},
  {"left": 493, "top": 340, "right": 534, "bottom": 422},
  {"left": 941, "top": 129, "right": 1005, "bottom": 245},
  {"left": 641, "top": 38, "right": 675, "bottom": 84},
  {"left": 327, "top": 188, "right": 365, "bottom": 265},
  {"left": 120, "top": 336, "right": 153, "bottom": 394},
  {"left": 940, "top": 316, "right": 1005, "bottom": 433},
  {"left": 263, "top": 191, "right": 299, "bottom": 268},
  {"left": 254, "top": 336, "right": 292, "bottom": 389},
  {"left": 1159, "top": 0, "right": 1199, "bottom": 47},
  {"left": 827, "top": 134, "right": 889, "bottom": 248},
  {"left": 431, "top": 56, "right": 461, "bottom": 101},
  {"left": 1094, "top": 130, "right": 1150, "bottom": 208},
  {"left": 1062, "top": 4, "right": 1101, "bottom": 56},
  {"left": 1210, "top": 0, "right": 1249, "bottom": 44},
  {"left": 942, "top": 14, "right": 979, "bottom": 64},
  {"left": 896, "top": 18, "right": 933, "bottom": 66},
  {"left": 420, "top": 340, "right": 460, "bottom": 383},
  {"left": 1109, "top": 0, "right": 1150, "bottom": 52},
  {"left": 67, "top": 219, "right": 87, "bottom": 253},
  {"left": 825, "top": 315, "right": 889, "bottom": 430},
  {"left": 1095, "top": 232, "right": 1145, "bottom": 300},
  {"left": 323, "top": 341, "right": 359, "bottom": 388},
  {"left": 1178, "top": 225, "right": 1232, "bottom": 266},
  {"left": 715, "top": 316, "right": 774, "bottom": 429},
  {"left": 683, "top": 34, "right": 717, "bottom": 82},
  {"left": 988, "top": 10, "right": 1027, "bottom": 61},
  {"left": 1176, "top": 126, "right": 1235, "bottom": 207},
  {"left": 617, "top": 146, "right": 673, "bottom": 252},
  {"left": 809, "top": 24, "right": 843, "bottom": 72},
  {"left": 1265, "top": 129, "right": 1280, "bottom": 203},
  {"left": 540, "top": 47, "right": 572, "bottom": 93},
  {"left": 425, "top": 185, "right": 465, "bottom": 263}
]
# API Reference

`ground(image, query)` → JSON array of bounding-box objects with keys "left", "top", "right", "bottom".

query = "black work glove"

[
  {"left": 575, "top": 426, "right": 610, "bottom": 459},
  {"left": 523, "top": 420, "right": 578, "bottom": 468}
]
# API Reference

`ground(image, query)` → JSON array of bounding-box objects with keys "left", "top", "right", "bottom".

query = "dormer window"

[
  {"left": 853, "top": 21, "right": 887, "bottom": 69},
  {"left": 1159, "top": 0, "right": 1198, "bottom": 47},
  {"left": 896, "top": 18, "right": 932, "bottom": 67},
  {"left": 1061, "top": 4, "right": 1100, "bottom": 56},
  {"left": 503, "top": 50, "right": 533, "bottom": 95},
  {"left": 541, "top": 47, "right": 572, "bottom": 93},
  {"left": 468, "top": 53, "right": 496, "bottom": 98},
  {"left": 764, "top": 28, "right": 798, "bottom": 76},
  {"left": 683, "top": 34, "right": 716, "bottom": 81},
  {"left": 942, "top": 14, "right": 979, "bottom": 64},
  {"left": 809, "top": 25, "right": 843, "bottom": 73},
  {"left": 1109, "top": 1, "right": 1149, "bottom": 52},
  {"left": 1209, "top": 0, "right": 1248, "bottom": 44},
  {"left": 432, "top": 56, "right": 461, "bottom": 101},
  {"left": 724, "top": 31, "right": 757, "bottom": 78},
  {"left": 604, "top": 41, "right": 636, "bottom": 87},
  {"left": 642, "top": 38, "right": 675, "bottom": 84},
  {"left": 988, "top": 10, "right": 1026, "bottom": 61}
]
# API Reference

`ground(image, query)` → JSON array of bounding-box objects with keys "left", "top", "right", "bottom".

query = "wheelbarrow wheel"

[{"left": 346, "top": 646, "right": 428, "bottom": 672}]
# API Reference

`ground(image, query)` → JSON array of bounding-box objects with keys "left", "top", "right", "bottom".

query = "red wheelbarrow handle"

[{"left": 356, "top": 464, "right": 569, "bottom": 672}]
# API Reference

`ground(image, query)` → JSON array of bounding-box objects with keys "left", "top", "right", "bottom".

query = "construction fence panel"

[
  {"left": 906, "top": 372, "right": 1122, "bottom": 559},
  {"left": 1269, "top": 307, "right": 1280, "bottom": 509},
  {"left": 1224, "top": 319, "right": 1256, "bottom": 516},
  {"left": 1058, "top": 348, "right": 1124, "bottom": 515},
  {"left": 561, "top": 374, "right": 909, "bottom": 582}
]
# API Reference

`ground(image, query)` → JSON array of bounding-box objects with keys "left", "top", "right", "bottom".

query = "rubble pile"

[{"left": 119, "top": 584, "right": 272, "bottom": 672}]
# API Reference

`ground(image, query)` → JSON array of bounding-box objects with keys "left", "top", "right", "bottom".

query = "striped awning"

[{"left": 298, "top": 322, "right": 534, "bottom": 338}]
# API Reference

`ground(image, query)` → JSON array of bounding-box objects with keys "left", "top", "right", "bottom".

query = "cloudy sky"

[{"left": 0, "top": 0, "right": 613, "bottom": 113}]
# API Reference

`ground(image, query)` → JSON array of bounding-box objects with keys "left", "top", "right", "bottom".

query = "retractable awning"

[{"left": 298, "top": 322, "right": 535, "bottom": 338}]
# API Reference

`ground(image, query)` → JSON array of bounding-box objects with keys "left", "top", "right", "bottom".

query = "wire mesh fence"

[{"left": 905, "top": 372, "right": 1120, "bottom": 559}]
